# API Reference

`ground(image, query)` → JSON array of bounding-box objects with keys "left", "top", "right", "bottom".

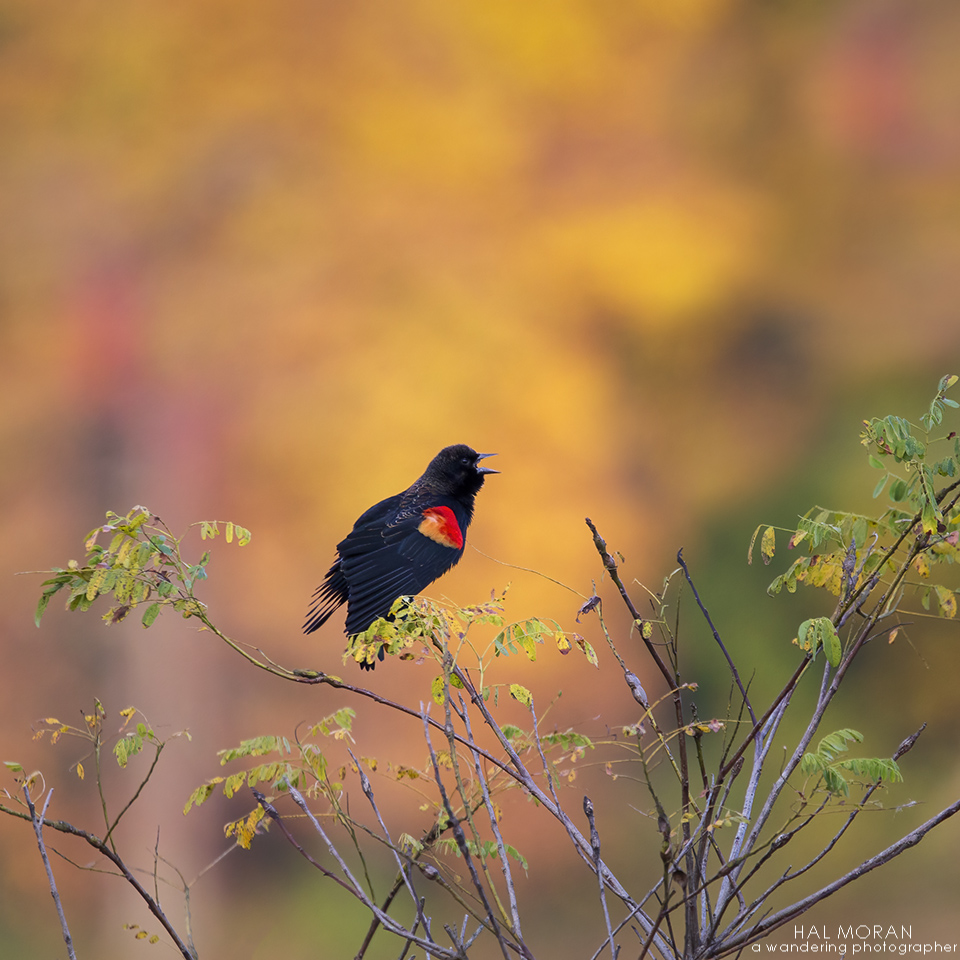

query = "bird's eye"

[{"left": 461, "top": 456, "right": 470, "bottom": 464}]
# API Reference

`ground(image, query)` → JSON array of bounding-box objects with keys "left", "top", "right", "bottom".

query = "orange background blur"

[{"left": 3, "top": 2, "right": 960, "bottom": 957}]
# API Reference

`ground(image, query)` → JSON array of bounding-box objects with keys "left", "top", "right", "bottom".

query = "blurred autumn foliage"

[{"left": 3, "top": 1, "right": 960, "bottom": 956}]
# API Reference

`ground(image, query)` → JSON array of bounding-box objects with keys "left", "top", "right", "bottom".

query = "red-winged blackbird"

[{"left": 304, "top": 444, "right": 498, "bottom": 669}]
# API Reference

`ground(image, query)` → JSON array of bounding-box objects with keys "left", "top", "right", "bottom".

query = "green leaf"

[
  {"left": 184, "top": 778, "right": 224, "bottom": 814},
  {"left": 796, "top": 616, "right": 841, "bottom": 665},
  {"left": 223, "top": 771, "right": 247, "bottom": 798},
  {"left": 35, "top": 591, "right": 54, "bottom": 627},
  {"left": 817, "top": 729, "right": 863, "bottom": 761},
  {"left": 218, "top": 736, "right": 287, "bottom": 764},
  {"left": 801, "top": 729, "right": 900, "bottom": 796},
  {"left": 821, "top": 620, "right": 842, "bottom": 667},
  {"left": 141, "top": 602, "right": 161, "bottom": 628},
  {"left": 503, "top": 844, "right": 529, "bottom": 871},
  {"left": 115, "top": 733, "right": 145, "bottom": 768}
]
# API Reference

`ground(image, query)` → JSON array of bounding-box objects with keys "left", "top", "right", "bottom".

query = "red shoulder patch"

[{"left": 418, "top": 506, "right": 464, "bottom": 550}]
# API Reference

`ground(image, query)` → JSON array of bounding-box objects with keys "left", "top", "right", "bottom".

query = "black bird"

[{"left": 304, "top": 444, "right": 498, "bottom": 669}]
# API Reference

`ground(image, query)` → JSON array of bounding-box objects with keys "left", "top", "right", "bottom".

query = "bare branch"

[
  {"left": 460, "top": 696, "right": 525, "bottom": 944},
  {"left": 422, "top": 702, "right": 514, "bottom": 960},
  {"left": 676, "top": 550, "right": 756, "bottom": 726},
  {"left": 585, "top": 518, "right": 675, "bottom": 688},
  {"left": 711, "top": 795, "right": 960, "bottom": 957},
  {"left": 25, "top": 787, "right": 76, "bottom": 960},
  {"left": 347, "top": 748, "right": 431, "bottom": 944},
  {"left": 584, "top": 796, "right": 618, "bottom": 960},
  {"left": 257, "top": 786, "right": 460, "bottom": 959},
  {"left": 2, "top": 796, "right": 195, "bottom": 959}
]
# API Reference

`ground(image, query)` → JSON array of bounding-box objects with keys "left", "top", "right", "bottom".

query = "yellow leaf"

[
  {"left": 116, "top": 539, "right": 135, "bottom": 568},
  {"left": 914, "top": 554, "right": 930, "bottom": 578},
  {"left": 761, "top": 526, "right": 776, "bottom": 565},
  {"left": 575, "top": 635, "right": 599, "bottom": 667},
  {"left": 555, "top": 631, "right": 571, "bottom": 655},
  {"left": 509, "top": 683, "right": 532, "bottom": 707},
  {"left": 76, "top": 762, "right": 84, "bottom": 780},
  {"left": 806, "top": 556, "right": 844, "bottom": 595},
  {"left": 226, "top": 805, "right": 265, "bottom": 850},
  {"left": 85, "top": 567, "right": 108, "bottom": 601},
  {"left": 936, "top": 586, "right": 957, "bottom": 619}
]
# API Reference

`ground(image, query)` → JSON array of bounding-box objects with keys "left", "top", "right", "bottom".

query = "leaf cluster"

[
  {"left": 800, "top": 729, "right": 903, "bottom": 797},
  {"left": 184, "top": 710, "right": 355, "bottom": 848},
  {"left": 753, "top": 375, "right": 960, "bottom": 622},
  {"left": 345, "top": 590, "right": 598, "bottom": 676},
  {"left": 33, "top": 506, "right": 251, "bottom": 631}
]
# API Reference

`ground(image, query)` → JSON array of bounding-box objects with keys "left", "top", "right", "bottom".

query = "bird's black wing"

[
  {"left": 303, "top": 494, "right": 401, "bottom": 634},
  {"left": 303, "top": 558, "right": 348, "bottom": 633},
  {"left": 339, "top": 504, "right": 466, "bottom": 636}
]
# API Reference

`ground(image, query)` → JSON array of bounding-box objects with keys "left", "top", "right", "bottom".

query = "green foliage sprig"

[
  {"left": 346, "top": 590, "right": 597, "bottom": 674},
  {"left": 752, "top": 375, "right": 960, "bottom": 622},
  {"left": 33, "top": 506, "right": 251, "bottom": 630},
  {"left": 800, "top": 729, "right": 903, "bottom": 797}
]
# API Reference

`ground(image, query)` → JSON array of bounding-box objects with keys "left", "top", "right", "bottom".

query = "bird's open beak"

[{"left": 476, "top": 453, "right": 499, "bottom": 475}]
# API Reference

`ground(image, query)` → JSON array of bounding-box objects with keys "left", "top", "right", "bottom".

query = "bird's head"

[{"left": 425, "top": 444, "right": 499, "bottom": 500}]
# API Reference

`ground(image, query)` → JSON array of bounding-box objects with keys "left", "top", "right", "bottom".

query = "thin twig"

[
  {"left": 460, "top": 696, "right": 525, "bottom": 946},
  {"left": 103, "top": 742, "right": 164, "bottom": 847},
  {"left": 256, "top": 787, "right": 461, "bottom": 960},
  {"left": 585, "top": 518, "right": 675, "bottom": 688},
  {"left": 25, "top": 786, "right": 76, "bottom": 960},
  {"left": 584, "top": 796, "right": 617, "bottom": 960},
  {"left": 347, "top": 747, "right": 432, "bottom": 950},
  {"left": 3, "top": 797, "right": 195, "bottom": 959},
  {"left": 710, "top": 795, "right": 960, "bottom": 957},
  {"left": 422, "top": 702, "right": 513, "bottom": 960},
  {"left": 677, "top": 550, "right": 756, "bottom": 725}
]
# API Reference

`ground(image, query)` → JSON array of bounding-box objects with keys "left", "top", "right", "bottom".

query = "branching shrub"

[{"left": 5, "top": 376, "right": 960, "bottom": 959}]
